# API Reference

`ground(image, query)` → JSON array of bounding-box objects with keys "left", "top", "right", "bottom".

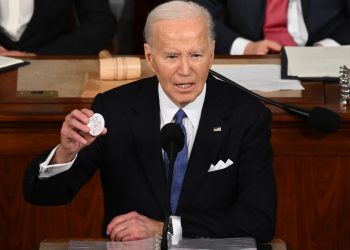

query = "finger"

[
  {"left": 61, "top": 124, "right": 88, "bottom": 145},
  {"left": 121, "top": 233, "right": 143, "bottom": 242},
  {"left": 69, "top": 117, "right": 91, "bottom": 134},
  {"left": 118, "top": 220, "right": 146, "bottom": 242},
  {"left": 69, "top": 109, "right": 91, "bottom": 125},
  {"left": 0, "top": 51, "right": 25, "bottom": 56},
  {"left": 264, "top": 40, "right": 282, "bottom": 52},
  {"left": 22, "top": 52, "right": 36, "bottom": 56},
  {"left": 110, "top": 218, "right": 144, "bottom": 241},
  {"left": 63, "top": 120, "right": 90, "bottom": 144},
  {"left": 110, "top": 224, "right": 128, "bottom": 241},
  {"left": 107, "top": 215, "right": 128, "bottom": 235},
  {"left": 107, "top": 211, "right": 139, "bottom": 235},
  {"left": 66, "top": 110, "right": 92, "bottom": 135},
  {"left": 255, "top": 48, "right": 269, "bottom": 55},
  {"left": 120, "top": 235, "right": 134, "bottom": 241},
  {"left": 100, "top": 127, "right": 108, "bottom": 135},
  {"left": 2, "top": 50, "right": 35, "bottom": 56},
  {"left": 108, "top": 214, "right": 158, "bottom": 241},
  {"left": 81, "top": 108, "right": 94, "bottom": 118},
  {"left": 61, "top": 111, "right": 91, "bottom": 145}
]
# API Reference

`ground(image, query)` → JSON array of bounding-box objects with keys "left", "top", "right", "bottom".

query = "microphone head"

[
  {"left": 160, "top": 123, "right": 185, "bottom": 159},
  {"left": 308, "top": 107, "right": 341, "bottom": 133}
]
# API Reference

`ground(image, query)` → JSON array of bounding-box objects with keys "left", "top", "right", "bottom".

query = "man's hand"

[
  {"left": 51, "top": 109, "right": 107, "bottom": 164},
  {"left": 106, "top": 211, "right": 163, "bottom": 241},
  {"left": 244, "top": 40, "right": 282, "bottom": 55},
  {"left": 0, "top": 46, "right": 35, "bottom": 56}
]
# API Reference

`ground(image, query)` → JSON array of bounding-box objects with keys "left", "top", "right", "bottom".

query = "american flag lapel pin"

[{"left": 213, "top": 127, "right": 222, "bottom": 132}]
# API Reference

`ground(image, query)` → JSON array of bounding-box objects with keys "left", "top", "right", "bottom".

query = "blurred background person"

[
  {"left": 0, "top": 0, "right": 117, "bottom": 56},
  {"left": 109, "top": 0, "right": 167, "bottom": 54},
  {"left": 118, "top": 0, "right": 165, "bottom": 54},
  {"left": 194, "top": 0, "right": 350, "bottom": 55},
  {"left": 109, "top": 0, "right": 134, "bottom": 54}
]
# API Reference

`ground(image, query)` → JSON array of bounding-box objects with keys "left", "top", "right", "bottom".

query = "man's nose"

[{"left": 178, "top": 57, "right": 191, "bottom": 75}]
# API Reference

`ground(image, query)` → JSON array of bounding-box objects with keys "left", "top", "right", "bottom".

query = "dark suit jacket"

[
  {"left": 194, "top": 0, "right": 350, "bottom": 53},
  {"left": 23, "top": 74, "right": 276, "bottom": 242},
  {"left": 0, "top": 0, "right": 116, "bottom": 55}
]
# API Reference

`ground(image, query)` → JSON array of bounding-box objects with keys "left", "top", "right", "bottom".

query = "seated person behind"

[
  {"left": 23, "top": 0, "right": 276, "bottom": 244},
  {"left": 194, "top": 0, "right": 350, "bottom": 54},
  {"left": 0, "top": 0, "right": 116, "bottom": 56}
]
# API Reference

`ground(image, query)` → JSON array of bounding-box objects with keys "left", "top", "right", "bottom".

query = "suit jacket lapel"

[
  {"left": 20, "top": 0, "right": 47, "bottom": 42},
  {"left": 178, "top": 75, "right": 231, "bottom": 213},
  {"left": 258, "top": 0, "right": 268, "bottom": 37},
  {"left": 301, "top": 0, "right": 309, "bottom": 24},
  {"left": 129, "top": 76, "right": 168, "bottom": 216}
]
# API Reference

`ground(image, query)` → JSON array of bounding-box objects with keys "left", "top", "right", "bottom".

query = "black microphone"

[
  {"left": 160, "top": 123, "right": 185, "bottom": 250},
  {"left": 209, "top": 69, "right": 341, "bottom": 133},
  {"left": 161, "top": 123, "right": 185, "bottom": 163}
]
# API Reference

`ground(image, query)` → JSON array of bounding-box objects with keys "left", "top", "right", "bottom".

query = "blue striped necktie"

[{"left": 169, "top": 109, "right": 188, "bottom": 214}]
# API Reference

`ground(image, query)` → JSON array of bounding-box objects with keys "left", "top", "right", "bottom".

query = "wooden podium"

[{"left": 39, "top": 237, "right": 287, "bottom": 250}]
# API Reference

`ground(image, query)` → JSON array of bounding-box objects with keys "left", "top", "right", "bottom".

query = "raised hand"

[{"left": 51, "top": 109, "right": 107, "bottom": 164}]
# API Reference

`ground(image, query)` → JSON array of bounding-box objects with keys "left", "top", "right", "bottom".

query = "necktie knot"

[{"left": 174, "top": 109, "right": 186, "bottom": 124}]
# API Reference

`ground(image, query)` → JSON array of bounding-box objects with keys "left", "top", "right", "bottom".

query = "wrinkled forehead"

[{"left": 150, "top": 17, "right": 210, "bottom": 45}]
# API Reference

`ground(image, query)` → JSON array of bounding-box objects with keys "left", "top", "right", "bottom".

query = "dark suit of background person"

[
  {"left": 193, "top": 0, "right": 350, "bottom": 54},
  {"left": 0, "top": 0, "right": 116, "bottom": 55},
  {"left": 23, "top": 72, "right": 276, "bottom": 242}
]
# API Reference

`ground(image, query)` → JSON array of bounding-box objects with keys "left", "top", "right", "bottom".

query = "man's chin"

[{"left": 176, "top": 97, "right": 196, "bottom": 107}]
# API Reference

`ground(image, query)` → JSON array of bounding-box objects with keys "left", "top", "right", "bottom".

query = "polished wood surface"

[
  {"left": 38, "top": 237, "right": 287, "bottom": 250},
  {"left": 0, "top": 55, "right": 349, "bottom": 250}
]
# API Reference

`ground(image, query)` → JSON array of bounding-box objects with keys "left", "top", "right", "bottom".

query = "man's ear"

[
  {"left": 209, "top": 40, "right": 215, "bottom": 66},
  {"left": 144, "top": 43, "right": 155, "bottom": 72}
]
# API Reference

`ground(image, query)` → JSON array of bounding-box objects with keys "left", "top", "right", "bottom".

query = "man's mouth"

[{"left": 175, "top": 82, "right": 195, "bottom": 89}]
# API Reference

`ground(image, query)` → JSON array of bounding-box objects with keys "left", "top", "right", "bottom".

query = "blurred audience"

[
  {"left": 109, "top": 0, "right": 134, "bottom": 54},
  {"left": 0, "top": 0, "right": 116, "bottom": 56},
  {"left": 194, "top": 0, "right": 350, "bottom": 55}
]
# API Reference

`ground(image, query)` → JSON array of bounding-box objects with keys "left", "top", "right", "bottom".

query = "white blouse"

[{"left": 0, "top": 0, "right": 34, "bottom": 41}]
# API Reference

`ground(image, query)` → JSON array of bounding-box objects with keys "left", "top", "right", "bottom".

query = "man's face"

[{"left": 144, "top": 16, "right": 215, "bottom": 107}]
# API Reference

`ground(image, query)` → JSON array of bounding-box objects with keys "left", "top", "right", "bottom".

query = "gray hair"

[{"left": 144, "top": 0, "right": 215, "bottom": 46}]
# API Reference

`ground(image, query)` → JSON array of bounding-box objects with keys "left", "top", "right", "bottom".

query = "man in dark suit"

[
  {"left": 23, "top": 0, "right": 276, "bottom": 244},
  {"left": 194, "top": 0, "right": 350, "bottom": 54},
  {"left": 0, "top": 0, "right": 116, "bottom": 56}
]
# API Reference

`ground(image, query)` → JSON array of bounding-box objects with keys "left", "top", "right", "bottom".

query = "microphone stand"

[
  {"left": 209, "top": 69, "right": 308, "bottom": 118},
  {"left": 161, "top": 144, "right": 176, "bottom": 250},
  {"left": 209, "top": 69, "right": 341, "bottom": 133}
]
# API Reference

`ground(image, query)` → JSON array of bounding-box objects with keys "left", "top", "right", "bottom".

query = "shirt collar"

[{"left": 158, "top": 82, "right": 206, "bottom": 129}]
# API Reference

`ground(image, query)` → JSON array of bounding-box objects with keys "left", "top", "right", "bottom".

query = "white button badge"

[{"left": 87, "top": 113, "right": 105, "bottom": 136}]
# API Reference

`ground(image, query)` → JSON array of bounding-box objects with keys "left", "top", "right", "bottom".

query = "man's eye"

[
  {"left": 191, "top": 53, "right": 202, "bottom": 58},
  {"left": 166, "top": 55, "right": 178, "bottom": 59}
]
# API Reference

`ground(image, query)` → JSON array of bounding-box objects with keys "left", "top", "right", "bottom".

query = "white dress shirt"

[
  {"left": 230, "top": 0, "right": 340, "bottom": 55},
  {"left": 159, "top": 82, "right": 206, "bottom": 157},
  {"left": 158, "top": 82, "right": 206, "bottom": 245},
  {"left": 38, "top": 82, "right": 207, "bottom": 244},
  {"left": 0, "top": 0, "right": 34, "bottom": 41}
]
